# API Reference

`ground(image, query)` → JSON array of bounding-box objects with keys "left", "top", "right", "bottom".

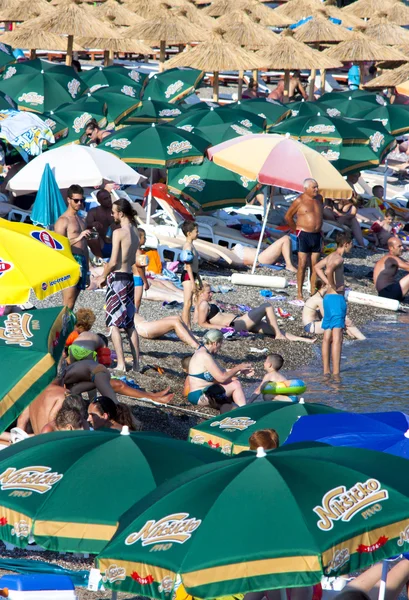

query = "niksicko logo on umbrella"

[
  {"left": 30, "top": 230, "right": 63, "bottom": 250},
  {"left": 211, "top": 416, "right": 256, "bottom": 431},
  {"left": 0, "top": 467, "right": 63, "bottom": 495},
  {"left": 314, "top": 478, "right": 389, "bottom": 531},
  {"left": 125, "top": 513, "right": 202, "bottom": 548},
  {"left": 0, "top": 312, "right": 35, "bottom": 347}
]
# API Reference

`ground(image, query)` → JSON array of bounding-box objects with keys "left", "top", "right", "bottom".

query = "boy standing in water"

[
  {"left": 181, "top": 220, "right": 202, "bottom": 327},
  {"left": 314, "top": 232, "right": 353, "bottom": 377}
]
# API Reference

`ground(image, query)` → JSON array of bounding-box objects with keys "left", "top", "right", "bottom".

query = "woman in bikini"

[
  {"left": 302, "top": 279, "right": 365, "bottom": 339},
  {"left": 324, "top": 197, "right": 366, "bottom": 248},
  {"left": 187, "top": 329, "right": 253, "bottom": 406},
  {"left": 134, "top": 313, "right": 200, "bottom": 348},
  {"left": 194, "top": 283, "right": 315, "bottom": 343}
]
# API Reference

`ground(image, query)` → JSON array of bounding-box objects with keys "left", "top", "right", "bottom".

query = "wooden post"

[
  {"left": 29, "top": 49, "right": 36, "bottom": 60},
  {"left": 66, "top": 34, "right": 73, "bottom": 66},
  {"left": 359, "top": 62, "right": 364, "bottom": 89},
  {"left": 309, "top": 69, "right": 316, "bottom": 101},
  {"left": 283, "top": 70, "right": 290, "bottom": 103},
  {"left": 252, "top": 68, "right": 258, "bottom": 93},
  {"left": 109, "top": 48, "right": 114, "bottom": 65},
  {"left": 159, "top": 39, "right": 166, "bottom": 72},
  {"left": 103, "top": 50, "right": 109, "bottom": 67},
  {"left": 213, "top": 71, "right": 219, "bottom": 102},
  {"left": 320, "top": 69, "right": 326, "bottom": 95},
  {"left": 238, "top": 69, "right": 244, "bottom": 100}
]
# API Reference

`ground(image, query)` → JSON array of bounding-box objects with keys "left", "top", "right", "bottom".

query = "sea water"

[{"left": 291, "top": 313, "right": 409, "bottom": 412}]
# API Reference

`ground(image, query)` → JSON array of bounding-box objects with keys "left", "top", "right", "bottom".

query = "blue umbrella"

[
  {"left": 285, "top": 412, "right": 409, "bottom": 459},
  {"left": 31, "top": 163, "right": 66, "bottom": 229}
]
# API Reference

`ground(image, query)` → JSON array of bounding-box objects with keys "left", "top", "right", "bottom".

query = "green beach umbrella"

[
  {"left": 124, "top": 99, "right": 187, "bottom": 124},
  {"left": 196, "top": 122, "right": 265, "bottom": 145},
  {"left": 0, "top": 430, "right": 226, "bottom": 554},
  {"left": 228, "top": 98, "right": 291, "bottom": 129},
  {"left": 81, "top": 65, "right": 148, "bottom": 94},
  {"left": 360, "top": 104, "right": 409, "bottom": 136},
  {"left": 182, "top": 102, "right": 220, "bottom": 112},
  {"left": 306, "top": 142, "right": 384, "bottom": 175},
  {"left": 317, "top": 95, "right": 384, "bottom": 119},
  {"left": 0, "top": 59, "right": 85, "bottom": 114},
  {"left": 0, "top": 306, "right": 74, "bottom": 434},
  {"left": 91, "top": 85, "right": 142, "bottom": 126},
  {"left": 143, "top": 68, "right": 205, "bottom": 104},
  {"left": 0, "top": 42, "right": 15, "bottom": 71},
  {"left": 97, "top": 445, "right": 409, "bottom": 598},
  {"left": 168, "top": 158, "right": 258, "bottom": 211},
  {"left": 173, "top": 106, "right": 266, "bottom": 133},
  {"left": 188, "top": 401, "right": 342, "bottom": 455},
  {"left": 0, "top": 90, "right": 16, "bottom": 111},
  {"left": 319, "top": 89, "right": 389, "bottom": 106},
  {"left": 287, "top": 100, "right": 325, "bottom": 119},
  {"left": 101, "top": 124, "right": 209, "bottom": 168},
  {"left": 43, "top": 95, "right": 107, "bottom": 146}
]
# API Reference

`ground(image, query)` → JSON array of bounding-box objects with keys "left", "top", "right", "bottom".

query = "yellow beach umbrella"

[{"left": 0, "top": 219, "right": 80, "bottom": 305}]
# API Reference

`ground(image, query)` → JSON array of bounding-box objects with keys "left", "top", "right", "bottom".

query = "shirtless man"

[
  {"left": 289, "top": 70, "right": 308, "bottom": 101},
  {"left": 314, "top": 232, "right": 353, "bottom": 376},
  {"left": 374, "top": 237, "right": 409, "bottom": 302},
  {"left": 86, "top": 189, "right": 116, "bottom": 259},
  {"left": 17, "top": 384, "right": 72, "bottom": 435},
  {"left": 285, "top": 179, "right": 323, "bottom": 301},
  {"left": 55, "top": 184, "right": 92, "bottom": 310},
  {"left": 96, "top": 199, "right": 140, "bottom": 371}
]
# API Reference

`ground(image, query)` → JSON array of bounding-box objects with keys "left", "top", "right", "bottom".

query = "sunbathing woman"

[
  {"left": 87, "top": 395, "right": 139, "bottom": 431},
  {"left": 195, "top": 283, "right": 315, "bottom": 343},
  {"left": 135, "top": 313, "right": 200, "bottom": 348},
  {"left": 302, "top": 279, "right": 365, "bottom": 339},
  {"left": 187, "top": 329, "right": 253, "bottom": 406},
  {"left": 233, "top": 235, "right": 297, "bottom": 271}
]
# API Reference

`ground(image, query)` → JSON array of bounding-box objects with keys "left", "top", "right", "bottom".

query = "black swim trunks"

[
  {"left": 378, "top": 282, "right": 403, "bottom": 302},
  {"left": 297, "top": 230, "right": 322, "bottom": 254}
]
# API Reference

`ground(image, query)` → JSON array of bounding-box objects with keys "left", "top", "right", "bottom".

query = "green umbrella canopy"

[
  {"left": 97, "top": 445, "right": 409, "bottom": 598},
  {"left": 100, "top": 124, "right": 209, "bottom": 168},
  {"left": 317, "top": 96, "right": 387, "bottom": 119},
  {"left": 0, "top": 59, "right": 85, "bottom": 113},
  {"left": 181, "top": 102, "right": 220, "bottom": 112},
  {"left": 359, "top": 104, "right": 409, "bottom": 136},
  {"left": 0, "top": 306, "right": 74, "bottom": 434},
  {"left": 43, "top": 95, "right": 107, "bottom": 146},
  {"left": 0, "top": 90, "right": 16, "bottom": 111},
  {"left": 124, "top": 99, "right": 187, "bottom": 124},
  {"left": 195, "top": 121, "right": 264, "bottom": 146},
  {"left": 91, "top": 85, "right": 142, "bottom": 126},
  {"left": 228, "top": 98, "right": 291, "bottom": 129},
  {"left": 318, "top": 89, "right": 389, "bottom": 106},
  {"left": 189, "top": 401, "right": 342, "bottom": 455},
  {"left": 172, "top": 106, "right": 266, "bottom": 132},
  {"left": 167, "top": 158, "right": 258, "bottom": 212},
  {"left": 270, "top": 115, "right": 395, "bottom": 152},
  {"left": 287, "top": 100, "right": 325, "bottom": 119},
  {"left": 306, "top": 142, "right": 384, "bottom": 175},
  {"left": 81, "top": 65, "right": 148, "bottom": 94},
  {"left": 143, "top": 68, "right": 205, "bottom": 104},
  {"left": 0, "top": 42, "right": 15, "bottom": 71},
  {"left": 0, "top": 429, "right": 226, "bottom": 554}
]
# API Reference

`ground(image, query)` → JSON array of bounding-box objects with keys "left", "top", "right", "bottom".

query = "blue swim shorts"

[
  {"left": 73, "top": 254, "right": 88, "bottom": 291},
  {"left": 133, "top": 275, "right": 144, "bottom": 287},
  {"left": 322, "top": 294, "right": 347, "bottom": 330}
]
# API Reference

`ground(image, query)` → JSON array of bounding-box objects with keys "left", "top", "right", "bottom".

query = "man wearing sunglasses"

[{"left": 55, "top": 184, "right": 92, "bottom": 309}]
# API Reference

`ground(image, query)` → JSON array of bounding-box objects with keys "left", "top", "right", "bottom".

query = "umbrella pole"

[
  {"left": 238, "top": 69, "right": 244, "bottom": 100},
  {"left": 213, "top": 71, "right": 219, "bottom": 102},
  {"left": 359, "top": 63, "right": 364, "bottom": 89},
  {"left": 66, "top": 34, "right": 74, "bottom": 67},
  {"left": 283, "top": 70, "right": 290, "bottom": 103},
  {"left": 29, "top": 49, "right": 36, "bottom": 60},
  {"left": 103, "top": 50, "right": 109, "bottom": 67},
  {"left": 320, "top": 70, "right": 326, "bottom": 95},
  {"left": 377, "top": 560, "right": 389, "bottom": 600},
  {"left": 251, "top": 186, "right": 272, "bottom": 275},
  {"left": 159, "top": 40, "right": 166, "bottom": 73},
  {"left": 146, "top": 168, "right": 153, "bottom": 225},
  {"left": 383, "top": 158, "right": 388, "bottom": 202},
  {"left": 309, "top": 69, "right": 316, "bottom": 101}
]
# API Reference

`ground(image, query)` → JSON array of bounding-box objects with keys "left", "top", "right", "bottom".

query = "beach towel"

[{"left": 105, "top": 272, "right": 135, "bottom": 329}]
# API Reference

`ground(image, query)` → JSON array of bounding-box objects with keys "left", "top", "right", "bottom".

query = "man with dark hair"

[
  {"left": 55, "top": 184, "right": 92, "bottom": 309},
  {"left": 55, "top": 407, "right": 86, "bottom": 431},
  {"left": 85, "top": 189, "right": 116, "bottom": 259},
  {"left": 314, "top": 231, "right": 353, "bottom": 376},
  {"left": 374, "top": 237, "right": 409, "bottom": 301},
  {"left": 96, "top": 199, "right": 140, "bottom": 371}
]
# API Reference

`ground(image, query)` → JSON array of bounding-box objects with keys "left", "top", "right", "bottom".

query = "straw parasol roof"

[
  {"left": 95, "top": 0, "right": 143, "bottom": 26},
  {"left": 246, "top": 2, "right": 294, "bottom": 27},
  {"left": 342, "top": 0, "right": 397, "bottom": 19},
  {"left": 387, "top": 2, "right": 409, "bottom": 26},
  {"left": 364, "top": 62, "right": 409, "bottom": 88},
  {"left": 217, "top": 10, "right": 279, "bottom": 48},
  {"left": 363, "top": 12, "right": 409, "bottom": 45},
  {"left": 121, "top": 0, "right": 161, "bottom": 18},
  {"left": 324, "top": 28, "right": 408, "bottom": 63},
  {"left": 258, "top": 28, "right": 342, "bottom": 70},
  {"left": 321, "top": 0, "right": 366, "bottom": 28},
  {"left": 172, "top": 2, "right": 215, "bottom": 29},
  {"left": 0, "top": 22, "right": 83, "bottom": 57},
  {"left": 293, "top": 11, "right": 352, "bottom": 44},
  {"left": 80, "top": 36, "right": 153, "bottom": 55},
  {"left": 274, "top": 0, "right": 325, "bottom": 21},
  {"left": 0, "top": 0, "right": 54, "bottom": 22}
]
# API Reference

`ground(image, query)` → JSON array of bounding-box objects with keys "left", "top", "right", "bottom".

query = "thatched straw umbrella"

[
  {"left": 324, "top": 29, "right": 408, "bottom": 88},
  {"left": 122, "top": 0, "right": 161, "bottom": 19},
  {"left": 363, "top": 12, "right": 409, "bottom": 45},
  {"left": 80, "top": 34, "right": 152, "bottom": 66},
  {"left": 0, "top": 20, "right": 83, "bottom": 59},
  {"left": 124, "top": 3, "right": 207, "bottom": 72},
  {"left": 28, "top": 0, "right": 116, "bottom": 66},
  {"left": 364, "top": 62, "right": 409, "bottom": 91},
  {"left": 257, "top": 28, "right": 342, "bottom": 102},
  {"left": 95, "top": 0, "right": 143, "bottom": 26},
  {"left": 217, "top": 9, "right": 278, "bottom": 98},
  {"left": 342, "top": 0, "right": 397, "bottom": 19},
  {"left": 274, "top": 0, "right": 325, "bottom": 21},
  {"left": 172, "top": 2, "right": 215, "bottom": 29},
  {"left": 0, "top": 0, "right": 53, "bottom": 22},
  {"left": 164, "top": 27, "right": 264, "bottom": 101},
  {"left": 204, "top": 0, "right": 292, "bottom": 26},
  {"left": 322, "top": 0, "right": 366, "bottom": 27},
  {"left": 387, "top": 2, "right": 409, "bottom": 26}
]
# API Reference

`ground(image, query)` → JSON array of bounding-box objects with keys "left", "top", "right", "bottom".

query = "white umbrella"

[{"left": 7, "top": 145, "right": 145, "bottom": 195}]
